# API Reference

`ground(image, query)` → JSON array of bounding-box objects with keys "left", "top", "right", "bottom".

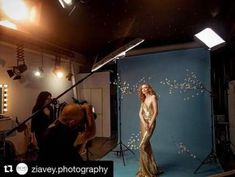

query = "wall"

[
  {"left": 118, "top": 47, "right": 212, "bottom": 160},
  {"left": 76, "top": 72, "right": 111, "bottom": 137},
  {"left": 0, "top": 44, "right": 76, "bottom": 155}
]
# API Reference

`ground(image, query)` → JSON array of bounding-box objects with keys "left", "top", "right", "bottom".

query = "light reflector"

[
  {"left": 92, "top": 38, "right": 144, "bottom": 72},
  {"left": 194, "top": 28, "right": 225, "bottom": 50}
]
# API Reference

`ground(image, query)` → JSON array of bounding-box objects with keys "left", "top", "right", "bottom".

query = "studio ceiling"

[{"left": 1, "top": 0, "right": 235, "bottom": 69}]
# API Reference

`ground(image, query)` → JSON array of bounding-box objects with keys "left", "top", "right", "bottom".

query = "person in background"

[
  {"left": 136, "top": 83, "right": 161, "bottom": 177},
  {"left": 39, "top": 103, "right": 96, "bottom": 161},
  {"left": 31, "top": 91, "right": 54, "bottom": 150}
]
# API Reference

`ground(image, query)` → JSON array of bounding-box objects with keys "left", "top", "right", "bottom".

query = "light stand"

[
  {"left": 112, "top": 64, "right": 135, "bottom": 166},
  {"left": 194, "top": 87, "right": 221, "bottom": 173},
  {"left": 92, "top": 38, "right": 144, "bottom": 165},
  {"left": 193, "top": 27, "right": 225, "bottom": 173}
]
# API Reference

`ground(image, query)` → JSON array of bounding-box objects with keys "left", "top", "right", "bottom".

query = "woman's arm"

[
  {"left": 139, "top": 104, "right": 149, "bottom": 131},
  {"left": 149, "top": 95, "right": 158, "bottom": 127},
  {"left": 139, "top": 104, "right": 145, "bottom": 125},
  {"left": 30, "top": 118, "right": 37, "bottom": 145},
  {"left": 83, "top": 103, "right": 96, "bottom": 139},
  {"left": 74, "top": 103, "right": 96, "bottom": 146}
]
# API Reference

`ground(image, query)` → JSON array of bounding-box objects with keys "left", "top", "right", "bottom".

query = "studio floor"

[
  {"left": 16, "top": 136, "right": 235, "bottom": 177},
  {"left": 102, "top": 146, "right": 223, "bottom": 177}
]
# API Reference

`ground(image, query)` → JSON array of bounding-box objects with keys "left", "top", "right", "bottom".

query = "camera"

[{"left": 72, "top": 98, "right": 97, "bottom": 120}]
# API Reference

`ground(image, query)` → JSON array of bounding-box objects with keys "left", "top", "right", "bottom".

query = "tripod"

[
  {"left": 194, "top": 89, "right": 221, "bottom": 173},
  {"left": 112, "top": 69, "right": 134, "bottom": 166}
]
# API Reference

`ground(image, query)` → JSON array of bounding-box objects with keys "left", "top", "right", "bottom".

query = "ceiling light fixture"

[
  {"left": 34, "top": 66, "right": 43, "bottom": 77},
  {"left": 66, "top": 59, "right": 73, "bottom": 81},
  {"left": 0, "top": 0, "right": 41, "bottom": 27},
  {"left": 194, "top": 28, "right": 225, "bottom": 50},
  {"left": 7, "top": 44, "right": 28, "bottom": 80},
  {"left": 53, "top": 56, "right": 64, "bottom": 78},
  {"left": 34, "top": 51, "right": 44, "bottom": 77},
  {"left": 1, "top": 0, "right": 29, "bottom": 21}
]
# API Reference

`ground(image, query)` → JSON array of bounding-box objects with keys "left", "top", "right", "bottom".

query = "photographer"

[
  {"left": 38, "top": 103, "right": 96, "bottom": 162},
  {"left": 72, "top": 99, "right": 97, "bottom": 155}
]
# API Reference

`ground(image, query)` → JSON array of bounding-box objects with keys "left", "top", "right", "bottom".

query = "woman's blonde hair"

[{"left": 138, "top": 83, "right": 158, "bottom": 102}]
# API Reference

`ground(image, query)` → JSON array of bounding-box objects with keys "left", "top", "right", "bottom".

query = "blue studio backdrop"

[{"left": 117, "top": 47, "right": 212, "bottom": 169}]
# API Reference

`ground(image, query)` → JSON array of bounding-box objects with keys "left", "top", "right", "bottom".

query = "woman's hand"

[
  {"left": 144, "top": 122, "right": 150, "bottom": 132},
  {"left": 43, "top": 107, "right": 51, "bottom": 117},
  {"left": 30, "top": 132, "right": 37, "bottom": 146}
]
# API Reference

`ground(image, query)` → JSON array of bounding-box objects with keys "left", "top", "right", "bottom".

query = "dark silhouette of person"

[
  {"left": 39, "top": 103, "right": 96, "bottom": 162},
  {"left": 31, "top": 91, "right": 54, "bottom": 150}
]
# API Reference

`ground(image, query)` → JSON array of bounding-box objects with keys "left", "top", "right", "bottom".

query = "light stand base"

[
  {"left": 113, "top": 140, "right": 135, "bottom": 166},
  {"left": 194, "top": 149, "right": 221, "bottom": 174}
]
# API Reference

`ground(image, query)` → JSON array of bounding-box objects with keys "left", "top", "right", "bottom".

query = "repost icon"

[{"left": 4, "top": 165, "right": 13, "bottom": 173}]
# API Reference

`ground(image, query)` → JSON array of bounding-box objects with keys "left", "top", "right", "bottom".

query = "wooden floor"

[
  {"left": 16, "top": 136, "right": 117, "bottom": 161},
  {"left": 81, "top": 137, "right": 117, "bottom": 161}
]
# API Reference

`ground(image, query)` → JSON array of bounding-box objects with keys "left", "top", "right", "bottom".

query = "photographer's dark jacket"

[{"left": 38, "top": 120, "right": 83, "bottom": 162}]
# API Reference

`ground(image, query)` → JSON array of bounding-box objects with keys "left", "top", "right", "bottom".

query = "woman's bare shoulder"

[
  {"left": 151, "top": 95, "right": 159, "bottom": 102},
  {"left": 151, "top": 95, "right": 157, "bottom": 99}
]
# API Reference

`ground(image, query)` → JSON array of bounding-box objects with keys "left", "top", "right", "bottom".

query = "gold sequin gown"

[{"left": 136, "top": 103, "right": 158, "bottom": 177}]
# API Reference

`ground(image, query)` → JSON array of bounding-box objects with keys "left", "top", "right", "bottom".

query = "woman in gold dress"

[{"left": 136, "top": 83, "right": 159, "bottom": 177}]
